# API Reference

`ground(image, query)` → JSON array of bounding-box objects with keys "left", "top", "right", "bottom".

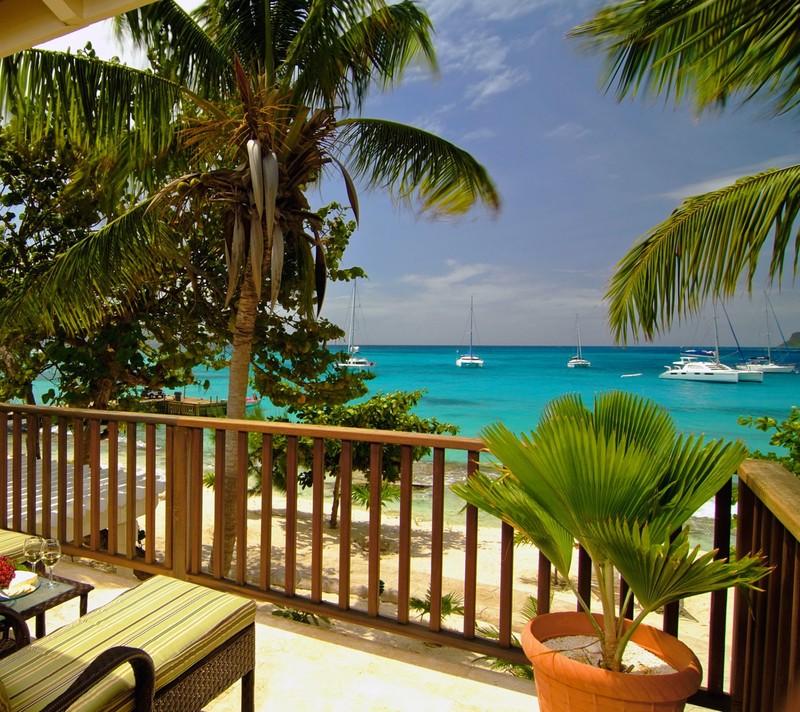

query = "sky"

[{"left": 40, "top": 0, "right": 800, "bottom": 347}]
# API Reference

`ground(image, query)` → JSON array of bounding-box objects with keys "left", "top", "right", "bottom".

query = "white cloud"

[
  {"left": 331, "top": 260, "right": 609, "bottom": 346},
  {"left": 462, "top": 128, "right": 496, "bottom": 141},
  {"left": 660, "top": 153, "right": 800, "bottom": 201},
  {"left": 423, "top": 0, "right": 582, "bottom": 24},
  {"left": 545, "top": 122, "right": 591, "bottom": 140},
  {"left": 466, "top": 68, "right": 531, "bottom": 106}
]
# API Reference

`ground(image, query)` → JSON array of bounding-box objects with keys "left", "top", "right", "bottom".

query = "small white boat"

[
  {"left": 567, "top": 315, "right": 590, "bottom": 368},
  {"left": 456, "top": 297, "right": 484, "bottom": 368},
  {"left": 335, "top": 280, "right": 375, "bottom": 370}
]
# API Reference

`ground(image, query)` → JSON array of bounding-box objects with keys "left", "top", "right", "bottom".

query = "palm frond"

[
  {"left": 605, "top": 164, "right": 800, "bottom": 343},
  {"left": 0, "top": 50, "right": 181, "bottom": 158},
  {"left": 605, "top": 524, "right": 770, "bottom": 614},
  {"left": 116, "top": 0, "right": 234, "bottom": 100},
  {"left": 338, "top": 118, "right": 500, "bottom": 216},
  {"left": 453, "top": 388, "right": 768, "bottom": 671},
  {"left": 287, "top": 0, "right": 436, "bottom": 111},
  {"left": 450, "top": 470, "right": 575, "bottom": 581},
  {"left": 0, "top": 202, "right": 181, "bottom": 336},
  {"left": 483, "top": 394, "right": 686, "bottom": 559},
  {"left": 648, "top": 435, "right": 745, "bottom": 540},
  {"left": 571, "top": 0, "right": 800, "bottom": 117}
]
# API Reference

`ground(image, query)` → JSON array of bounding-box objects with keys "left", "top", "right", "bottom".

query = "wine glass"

[
  {"left": 40, "top": 538, "right": 61, "bottom": 587},
  {"left": 22, "top": 536, "right": 43, "bottom": 573}
]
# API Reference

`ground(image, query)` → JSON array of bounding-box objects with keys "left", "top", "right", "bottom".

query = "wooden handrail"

[
  {"left": 737, "top": 458, "right": 800, "bottom": 538},
  {"left": 0, "top": 403, "right": 486, "bottom": 450}
]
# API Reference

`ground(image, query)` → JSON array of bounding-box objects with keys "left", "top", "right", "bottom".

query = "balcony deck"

[
  {"left": 46, "top": 559, "right": 537, "bottom": 711},
  {"left": 3, "top": 404, "right": 796, "bottom": 710}
]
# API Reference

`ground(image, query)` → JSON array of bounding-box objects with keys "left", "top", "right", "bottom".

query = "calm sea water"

[{"left": 181, "top": 345, "right": 800, "bottom": 455}]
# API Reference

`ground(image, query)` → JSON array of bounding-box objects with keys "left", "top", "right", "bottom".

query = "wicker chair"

[{"left": 0, "top": 575, "right": 256, "bottom": 711}]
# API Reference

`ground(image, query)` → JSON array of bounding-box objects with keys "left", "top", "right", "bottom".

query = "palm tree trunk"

[{"left": 221, "top": 266, "right": 261, "bottom": 575}]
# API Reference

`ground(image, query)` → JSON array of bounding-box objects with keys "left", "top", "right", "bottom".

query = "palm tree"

[
  {"left": 570, "top": 1, "right": 800, "bottom": 343},
  {"left": 0, "top": 0, "right": 500, "bottom": 571}
]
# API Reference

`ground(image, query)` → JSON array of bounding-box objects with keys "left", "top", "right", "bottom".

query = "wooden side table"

[{"left": 0, "top": 574, "right": 93, "bottom": 637}]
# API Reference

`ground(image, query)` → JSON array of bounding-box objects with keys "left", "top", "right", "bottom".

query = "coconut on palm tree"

[
  {"left": 570, "top": 1, "right": 800, "bottom": 343},
  {"left": 451, "top": 390, "right": 769, "bottom": 710},
  {"left": 0, "top": 0, "right": 499, "bottom": 571}
]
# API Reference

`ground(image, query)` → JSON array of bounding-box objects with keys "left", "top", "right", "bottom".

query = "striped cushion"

[
  {"left": 0, "top": 531, "right": 29, "bottom": 561},
  {"left": 0, "top": 575, "right": 256, "bottom": 711}
]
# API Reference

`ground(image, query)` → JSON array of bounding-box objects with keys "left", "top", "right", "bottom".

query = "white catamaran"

[
  {"left": 566, "top": 315, "right": 590, "bottom": 368},
  {"left": 336, "top": 280, "right": 375, "bottom": 369},
  {"left": 456, "top": 297, "right": 484, "bottom": 368}
]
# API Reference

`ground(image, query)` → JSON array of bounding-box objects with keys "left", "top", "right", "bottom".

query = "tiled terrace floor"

[{"left": 41, "top": 560, "right": 539, "bottom": 711}]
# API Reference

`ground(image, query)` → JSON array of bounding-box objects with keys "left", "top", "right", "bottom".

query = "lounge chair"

[
  {"left": 0, "top": 575, "right": 256, "bottom": 711},
  {"left": 0, "top": 530, "right": 29, "bottom": 560}
]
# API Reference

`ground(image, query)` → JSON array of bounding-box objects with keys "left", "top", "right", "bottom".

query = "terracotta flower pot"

[{"left": 522, "top": 612, "right": 702, "bottom": 712}]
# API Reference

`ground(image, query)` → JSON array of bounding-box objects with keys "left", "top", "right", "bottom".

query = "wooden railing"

[
  {"left": 0, "top": 403, "right": 798, "bottom": 710},
  {"left": 733, "top": 460, "right": 800, "bottom": 712}
]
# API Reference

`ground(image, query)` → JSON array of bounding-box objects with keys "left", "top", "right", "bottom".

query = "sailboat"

[
  {"left": 736, "top": 294, "right": 796, "bottom": 374},
  {"left": 456, "top": 297, "right": 484, "bottom": 368},
  {"left": 335, "top": 280, "right": 375, "bottom": 369},
  {"left": 566, "top": 315, "right": 590, "bottom": 368}
]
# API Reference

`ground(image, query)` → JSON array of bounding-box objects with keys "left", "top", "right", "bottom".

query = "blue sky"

[{"left": 41, "top": 0, "right": 800, "bottom": 347}]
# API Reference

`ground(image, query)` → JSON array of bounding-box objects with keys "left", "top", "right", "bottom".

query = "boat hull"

[
  {"left": 660, "top": 368, "right": 739, "bottom": 383},
  {"left": 736, "top": 370, "right": 764, "bottom": 382},
  {"left": 335, "top": 358, "right": 375, "bottom": 369},
  {"left": 567, "top": 358, "right": 590, "bottom": 368},
  {"left": 737, "top": 362, "right": 796, "bottom": 374},
  {"left": 456, "top": 356, "right": 484, "bottom": 368}
]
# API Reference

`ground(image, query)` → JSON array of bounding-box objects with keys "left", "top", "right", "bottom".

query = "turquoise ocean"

[{"left": 180, "top": 344, "right": 800, "bottom": 456}]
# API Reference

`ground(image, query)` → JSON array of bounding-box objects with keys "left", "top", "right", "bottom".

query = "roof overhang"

[{"left": 0, "top": 0, "right": 156, "bottom": 57}]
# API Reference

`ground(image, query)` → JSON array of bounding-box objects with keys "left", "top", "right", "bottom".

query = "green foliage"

[
  {"left": 0, "top": 126, "right": 225, "bottom": 408},
  {"left": 471, "top": 596, "right": 539, "bottom": 680},
  {"left": 207, "top": 390, "right": 456, "bottom": 500},
  {"left": 271, "top": 605, "right": 330, "bottom": 627},
  {"left": 287, "top": 390, "right": 458, "bottom": 485},
  {"left": 244, "top": 390, "right": 457, "bottom": 495},
  {"left": 739, "top": 407, "right": 800, "bottom": 476},
  {"left": 351, "top": 481, "right": 401, "bottom": 509},
  {"left": 452, "top": 390, "right": 770, "bottom": 673},
  {"left": 409, "top": 587, "right": 465, "bottom": 620}
]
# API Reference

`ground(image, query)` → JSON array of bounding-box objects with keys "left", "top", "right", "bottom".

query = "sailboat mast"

[
  {"left": 764, "top": 294, "right": 773, "bottom": 362},
  {"left": 713, "top": 302, "right": 721, "bottom": 364},
  {"left": 348, "top": 280, "right": 357, "bottom": 354},
  {"left": 468, "top": 296, "right": 474, "bottom": 356}
]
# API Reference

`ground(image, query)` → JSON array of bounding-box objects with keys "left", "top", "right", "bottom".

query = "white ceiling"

[{"left": 0, "top": 0, "right": 155, "bottom": 56}]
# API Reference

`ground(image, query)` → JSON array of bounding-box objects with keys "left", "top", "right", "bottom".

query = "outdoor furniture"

[
  {"left": 0, "top": 531, "right": 28, "bottom": 561},
  {"left": 0, "top": 575, "right": 256, "bottom": 711},
  {"left": 0, "top": 573, "right": 93, "bottom": 638}
]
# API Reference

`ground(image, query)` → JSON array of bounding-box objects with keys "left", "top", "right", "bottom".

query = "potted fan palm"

[{"left": 451, "top": 391, "right": 770, "bottom": 712}]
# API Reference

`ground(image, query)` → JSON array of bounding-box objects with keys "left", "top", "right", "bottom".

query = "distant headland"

[{"left": 785, "top": 332, "right": 800, "bottom": 347}]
